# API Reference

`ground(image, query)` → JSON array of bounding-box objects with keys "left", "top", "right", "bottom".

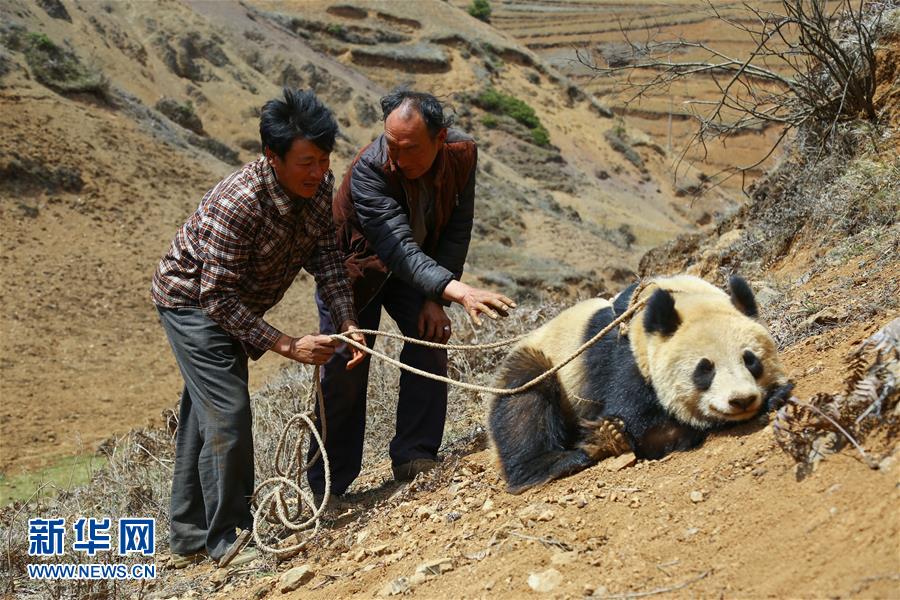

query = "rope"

[
  {"left": 250, "top": 367, "right": 330, "bottom": 556},
  {"left": 329, "top": 297, "right": 646, "bottom": 396},
  {"left": 250, "top": 295, "right": 647, "bottom": 556}
]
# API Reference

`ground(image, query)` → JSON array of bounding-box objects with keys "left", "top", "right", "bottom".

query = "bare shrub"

[
  {"left": 774, "top": 318, "right": 899, "bottom": 476},
  {"left": 578, "top": 1, "right": 894, "bottom": 182}
]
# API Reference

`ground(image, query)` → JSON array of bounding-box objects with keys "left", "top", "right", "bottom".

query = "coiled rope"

[{"left": 250, "top": 296, "right": 647, "bottom": 557}]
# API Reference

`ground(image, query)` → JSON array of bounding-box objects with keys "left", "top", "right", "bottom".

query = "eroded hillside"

[{"left": 0, "top": 0, "right": 733, "bottom": 484}]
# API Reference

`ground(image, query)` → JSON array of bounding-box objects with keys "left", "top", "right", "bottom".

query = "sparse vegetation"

[
  {"left": 474, "top": 87, "right": 551, "bottom": 147},
  {"left": 467, "top": 0, "right": 492, "bottom": 23},
  {"left": 579, "top": 1, "right": 893, "bottom": 183},
  {"left": 325, "top": 23, "right": 345, "bottom": 38},
  {"left": 481, "top": 114, "right": 498, "bottom": 128},
  {"left": 22, "top": 32, "right": 110, "bottom": 101},
  {"left": 155, "top": 97, "right": 204, "bottom": 135},
  {"left": 0, "top": 304, "right": 546, "bottom": 596}
]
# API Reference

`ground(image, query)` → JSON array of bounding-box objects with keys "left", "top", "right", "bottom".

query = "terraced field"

[{"left": 469, "top": 0, "right": 803, "bottom": 182}]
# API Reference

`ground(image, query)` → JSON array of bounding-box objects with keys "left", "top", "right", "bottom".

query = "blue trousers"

[{"left": 307, "top": 278, "right": 449, "bottom": 495}]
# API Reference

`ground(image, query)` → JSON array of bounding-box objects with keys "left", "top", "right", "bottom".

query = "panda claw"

[{"left": 579, "top": 417, "right": 632, "bottom": 461}]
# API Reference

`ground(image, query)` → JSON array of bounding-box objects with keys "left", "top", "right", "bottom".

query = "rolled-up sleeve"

[{"left": 196, "top": 195, "right": 282, "bottom": 355}]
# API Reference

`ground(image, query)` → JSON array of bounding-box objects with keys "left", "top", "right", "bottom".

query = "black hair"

[
  {"left": 259, "top": 87, "right": 338, "bottom": 158},
  {"left": 380, "top": 87, "right": 453, "bottom": 137}
]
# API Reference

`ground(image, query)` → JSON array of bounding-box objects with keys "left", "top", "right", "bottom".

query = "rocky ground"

[{"left": 0, "top": 1, "right": 897, "bottom": 599}]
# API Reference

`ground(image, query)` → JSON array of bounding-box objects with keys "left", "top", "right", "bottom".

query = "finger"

[
  {"left": 424, "top": 317, "right": 437, "bottom": 342},
  {"left": 477, "top": 302, "right": 499, "bottom": 320},
  {"left": 317, "top": 335, "right": 339, "bottom": 347},
  {"left": 346, "top": 348, "right": 365, "bottom": 370},
  {"left": 486, "top": 299, "right": 509, "bottom": 318},
  {"left": 499, "top": 295, "right": 516, "bottom": 308},
  {"left": 417, "top": 311, "right": 425, "bottom": 338},
  {"left": 468, "top": 307, "right": 483, "bottom": 327}
]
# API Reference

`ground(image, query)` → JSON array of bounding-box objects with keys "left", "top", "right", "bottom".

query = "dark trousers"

[
  {"left": 157, "top": 306, "right": 254, "bottom": 561},
  {"left": 307, "top": 278, "right": 448, "bottom": 495}
]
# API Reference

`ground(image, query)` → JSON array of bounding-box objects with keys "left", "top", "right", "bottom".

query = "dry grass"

[{"left": 0, "top": 300, "right": 571, "bottom": 598}]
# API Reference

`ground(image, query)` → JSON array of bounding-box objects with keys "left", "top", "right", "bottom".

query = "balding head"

[
  {"left": 380, "top": 88, "right": 452, "bottom": 138},
  {"left": 382, "top": 92, "right": 449, "bottom": 180}
]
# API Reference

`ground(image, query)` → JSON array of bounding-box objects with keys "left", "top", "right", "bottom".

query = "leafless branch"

[{"left": 577, "top": 0, "right": 886, "bottom": 181}]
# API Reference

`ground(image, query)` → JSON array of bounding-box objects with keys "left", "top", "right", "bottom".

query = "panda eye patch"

[
  {"left": 692, "top": 358, "right": 715, "bottom": 391},
  {"left": 743, "top": 350, "right": 763, "bottom": 378}
]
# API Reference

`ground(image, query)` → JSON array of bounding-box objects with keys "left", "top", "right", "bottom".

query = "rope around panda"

[{"left": 248, "top": 295, "right": 647, "bottom": 559}]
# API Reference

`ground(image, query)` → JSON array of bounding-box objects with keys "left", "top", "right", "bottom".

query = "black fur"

[
  {"left": 692, "top": 359, "right": 715, "bottom": 391},
  {"left": 490, "top": 282, "right": 785, "bottom": 494},
  {"left": 643, "top": 288, "right": 681, "bottom": 336},
  {"left": 489, "top": 347, "right": 595, "bottom": 494},
  {"left": 743, "top": 350, "right": 763, "bottom": 379},
  {"left": 728, "top": 275, "right": 759, "bottom": 318},
  {"left": 582, "top": 285, "right": 708, "bottom": 459}
]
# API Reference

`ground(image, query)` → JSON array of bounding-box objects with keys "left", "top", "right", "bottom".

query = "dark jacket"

[{"left": 333, "top": 129, "right": 477, "bottom": 310}]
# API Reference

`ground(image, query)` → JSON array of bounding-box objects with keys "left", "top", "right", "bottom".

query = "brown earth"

[
  {"left": 156, "top": 314, "right": 899, "bottom": 598},
  {"left": 0, "top": 1, "right": 898, "bottom": 598},
  {"left": 158, "top": 205, "right": 899, "bottom": 599},
  {"left": 471, "top": 0, "right": 841, "bottom": 183},
  {"left": 0, "top": 0, "right": 737, "bottom": 480}
]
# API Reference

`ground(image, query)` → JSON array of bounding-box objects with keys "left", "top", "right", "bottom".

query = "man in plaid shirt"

[{"left": 152, "top": 88, "right": 364, "bottom": 568}]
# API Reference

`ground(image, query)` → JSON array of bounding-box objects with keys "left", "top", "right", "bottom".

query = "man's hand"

[
  {"left": 442, "top": 280, "right": 516, "bottom": 326},
  {"left": 338, "top": 320, "right": 367, "bottom": 371},
  {"left": 418, "top": 300, "right": 452, "bottom": 343},
  {"left": 274, "top": 333, "right": 338, "bottom": 365}
]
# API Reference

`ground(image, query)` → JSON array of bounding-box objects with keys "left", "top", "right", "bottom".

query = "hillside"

[
  {"left": 0, "top": 0, "right": 731, "bottom": 487},
  {"left": 469, "top": 0, "right": 801, "bottom": 182},
  {"left": 0, "top": 1, "right": 897, "bottom": 599}
]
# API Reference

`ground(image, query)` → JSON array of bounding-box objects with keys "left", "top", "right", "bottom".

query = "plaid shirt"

[{"left": 152, "top": 157, "right": 355, "bottom": 359}]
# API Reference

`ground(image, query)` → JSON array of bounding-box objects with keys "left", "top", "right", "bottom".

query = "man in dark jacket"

[{"left": 308, "top": 89, "right": 514, "bottom": 499}]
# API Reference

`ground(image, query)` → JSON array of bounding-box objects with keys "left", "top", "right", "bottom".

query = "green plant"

[
  {"left": 23, "top": 31, "right": 110, "bottom": 100},
  {"left": 530, "top": 125, "right": 550, "bottom": 147},
  {"left": 481, "top": 115, "right": 498, "bottom": 128},
  {"left": 476, "top": 87, "right": 540, "bottom": 128},
  {"left": 467, "top": 0, "right": 492, "bottom": 22},
  {"left": 475, "top": 87, "right": 550, "bottom": 146},
  {"left": 325, "top": 23, "right": 345, "bottom": 37}
]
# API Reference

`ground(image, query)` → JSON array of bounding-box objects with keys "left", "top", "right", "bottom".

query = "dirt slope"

[
  {"left": 0, "top": 0, "right": 732, "bottom": 481},
  {"left": 473, "top": 0, "right": 799, "bottom": 182},
  {"left": 166, "top": 229, "right": 899, "bottom": 600}
]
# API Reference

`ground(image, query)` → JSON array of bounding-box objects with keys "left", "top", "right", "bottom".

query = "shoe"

[
  {"left": 217, "top": 529, "right": 258, "bottom": 569},
  {"left": 168, "top": 549, "right": 207, "bottom": 569},
  {"left": 392, "top": 458, "right": 440, "bottom": 482},
  {"left": 311, "top": 492, "right": 355, "bottom": 514}
]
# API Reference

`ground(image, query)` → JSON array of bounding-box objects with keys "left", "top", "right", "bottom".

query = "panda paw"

[{"left": 579, "top": 417, "right": 631, "bottom": 461}]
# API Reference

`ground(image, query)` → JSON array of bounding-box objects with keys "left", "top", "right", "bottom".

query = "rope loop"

[{"left": 251, "top": 296, "right": 646, "bottom": 556}]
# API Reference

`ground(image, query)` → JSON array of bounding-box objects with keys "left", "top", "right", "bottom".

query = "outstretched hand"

[{"left": 442, "top": 280, "right": 516, "bottom": 326}]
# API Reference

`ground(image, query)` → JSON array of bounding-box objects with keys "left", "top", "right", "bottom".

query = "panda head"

[{"left": 631, "top": 275, "right": 792, "bottom": 429}]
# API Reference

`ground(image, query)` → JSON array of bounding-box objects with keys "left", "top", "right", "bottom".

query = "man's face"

[
  {"left": 266, "top": 138, "right": 330, "bottom": 199},
  {"left": 384, "top": 109, "right": 447, "bottom": 180}
]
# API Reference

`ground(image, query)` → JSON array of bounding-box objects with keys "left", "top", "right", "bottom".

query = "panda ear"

[
  {"left": 643, "top": 288, "right": 681, "bottom": 336},
  {"left": 728, "top": 275, "right": 759, "bottom": 318}
]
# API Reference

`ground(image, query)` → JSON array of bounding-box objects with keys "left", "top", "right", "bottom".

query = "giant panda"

[{"left": 488, "top": 274, "right": 793, "bottom": 494}]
